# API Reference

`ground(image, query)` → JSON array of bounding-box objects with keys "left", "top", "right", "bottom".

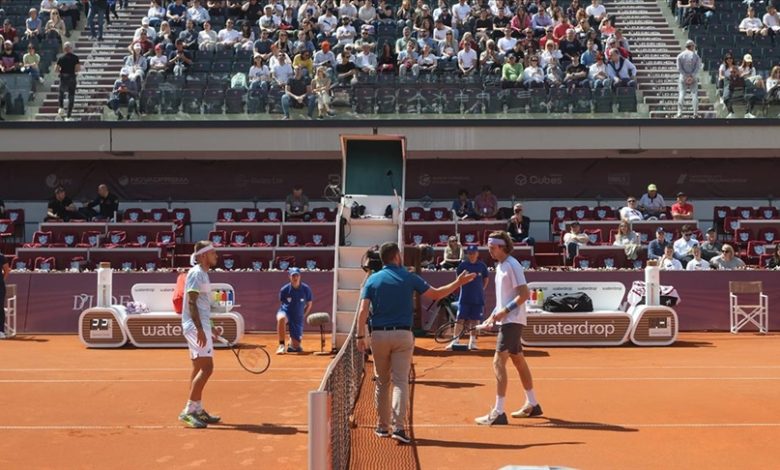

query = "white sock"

[
  {"left": 525, "top": 389, "right": 538, "bottom": 406},
  {"left": 494, "top": 395, "right": 505, "bottom": 414},
  {"left": 185, "top": 400, "right": 198, "bottom": 414},
  {"left": 194, "top": 401, "right": 203, "bottom": 412}
]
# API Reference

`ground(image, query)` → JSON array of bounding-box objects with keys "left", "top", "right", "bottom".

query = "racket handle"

[{"left": 215, "top": 336, "right": 228, "bottom": 344}]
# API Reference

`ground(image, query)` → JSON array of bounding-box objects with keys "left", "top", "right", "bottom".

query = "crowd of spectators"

[{"left": 99, "top": 0, "right": 640, "bottom": 118}]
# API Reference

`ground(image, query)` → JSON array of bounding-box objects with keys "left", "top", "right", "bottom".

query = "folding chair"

[
  {"left": 4, "top": 284, "right": 17, "bottom": 338},
  {"left": 729, "top": 281, "right": 768, "bottom": 334}
]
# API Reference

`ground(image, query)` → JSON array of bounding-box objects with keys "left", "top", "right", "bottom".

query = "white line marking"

[
  {"left": 0, "top": 424, "right": 309, "bottom": 431},
  {"left": 0, "top": 379, "right": 321, "bottom": 383},
  {"left": 359, "top": 423, "right": 780, "bottom": 430},
  {"left": 0, "top": 367, "right": 329, "bottom": 372},
  {"left": 2, "top": 377, "right": 778, "bottom": 384}
]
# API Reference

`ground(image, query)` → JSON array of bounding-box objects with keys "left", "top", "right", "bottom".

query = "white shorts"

[{"left": 183, "top": 324, "right": 214, "bottom": 360}]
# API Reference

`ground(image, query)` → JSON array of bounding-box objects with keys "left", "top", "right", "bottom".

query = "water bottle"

[
  {"left": 213, "top": 290, "right": 221, "bottom": 307},
  {"left": 537, "top": 289, "right": 544, "bottom": 307},
  {"left": 227, "top": 290, "right": 234, "bottom": 309},
  {"left": 219, "top": 290, "right": 227, "bottom": 307},
  {"left": 529, "top": 289, "right": 537, "bottom": 307},
  {"left": 96, "top": 262, "right": 112, "bottom": 308}
]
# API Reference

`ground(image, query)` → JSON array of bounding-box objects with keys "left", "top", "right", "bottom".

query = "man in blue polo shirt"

[
  {"left": 448, "top": 245, "right": 490, "bottom": 351},
  {"left": 276, "top": 268, "right": 313, "bottom": 354},
  {"left": 356, "top": 242, "right": 476, "bottom": 444}
]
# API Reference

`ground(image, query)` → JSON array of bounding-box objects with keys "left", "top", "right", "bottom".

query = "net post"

[{"left": 308, "top": 390, "right": 330, "bottom": 470}]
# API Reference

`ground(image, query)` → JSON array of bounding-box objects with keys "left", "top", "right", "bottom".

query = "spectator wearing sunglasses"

[
  {"left": 672, "top": 224, "right": 697, "bottom": 264},
  {"left": 619, "top": 196, "right": 643, "bottom": 222},
  {"left": 507, "top": 203, "right": 534, "bottom": 246},
  {"left": 710, "top": 244, "right": 746, "bottom": 270}
]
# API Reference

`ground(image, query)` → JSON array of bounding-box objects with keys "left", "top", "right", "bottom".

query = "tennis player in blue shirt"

[
  {"left": 447, "top": 245, "right": 490, "bottom": 351},
  {"left": 276, "top": 267, "right": 313, "bottom": 354}
]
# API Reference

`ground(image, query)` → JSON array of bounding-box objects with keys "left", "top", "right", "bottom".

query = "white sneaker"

[
  {"left": 726, "top": 112, "right": 735, "bottom": 118},
  {"left": 468, "top": 338, "right": 478, "bottom": 350},
  {"left": 674, "top": 112, "right": 682, "bottom": 118},
  {"left": 276, "top": 344, "right": 286, "bottom": 355},
  {"left": 445, "top": 340, "right": 459, "bottom": 351},
  {"left": 0, "top": 332, "right": 6, "bottom": 339},
  {"left": 58, "top": 108, "right": 65, "bottom": 118},
  {"left": 474, "top": 409, "right": 508, "bottom": 426},
  {"left": 744, "top": 112, "right": 755, "bottom": 119}
]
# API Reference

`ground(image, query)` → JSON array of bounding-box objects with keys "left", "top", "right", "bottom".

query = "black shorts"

[{"left": 496, "top": 323, "right": 523, "bottom": 355}]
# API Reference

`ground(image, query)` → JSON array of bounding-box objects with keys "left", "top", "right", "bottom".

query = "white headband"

[
  {"left": 190, "top": 245, "right": 215, "bottom": 266},
  {"left": 487, "top": 237, "right": 506, "bottom": 246}
]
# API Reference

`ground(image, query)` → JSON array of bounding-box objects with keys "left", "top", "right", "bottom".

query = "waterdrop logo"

[
  {"left": 46, "top": 174, "right": 59, "bottom": 188},
  {"left": 118, "top": 175, "right": 130, "bottom": 187},
  {"left": 418, "top": 173, "right": 432, "bottom": 187}
]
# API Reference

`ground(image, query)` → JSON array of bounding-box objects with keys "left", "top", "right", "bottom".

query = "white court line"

[
  {"left": 0, "top": 379, "right": 321, "bottom": 383},
  {"left": 0, "top": 367, "right": 330, "bottom": 372},
  {"left": 0, "top": 424, "right": 308, "bottom": 431},
  {"left": 2, "top": 377, "right": 779, "bottom": 384},
  {"left": 418, "top": 365, "right": 780, "bottom": 370},
  {"left": 359, "top": 423, "right": 780, "bottom": 430}
]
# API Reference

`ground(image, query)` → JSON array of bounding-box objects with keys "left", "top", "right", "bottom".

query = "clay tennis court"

[{"left": 2, "top": 332, "right": 778, "bottom": 469}]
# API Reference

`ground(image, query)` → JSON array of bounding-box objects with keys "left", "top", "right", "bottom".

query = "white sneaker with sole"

[
  {"left": 744, "top": 112, "right": 755, "bottom": 119},
  {"left": 276, "top": 344, "right": 286, "bottom": 355},
  {"left": 726, "top": 112, "right": 735, "bottom": 118},
  {"left": 445, "top": 340, "right": 459, "bottom": 351},
  {"left": 58, "top": 108, "right": 65, "bottom": 118},
  {"left": 474, "top": 409, "right": 508, "bottom": 426},
  {"left": 0, "top": 332, "right": 6, "bottom": 339}
]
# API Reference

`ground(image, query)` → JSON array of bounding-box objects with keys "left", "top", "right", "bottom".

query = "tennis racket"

[
  {"left": 433, "top": 321, "right": 491, "bottom": 344},
  {"left": 216, "top": 336, "right": 271, "bottom": 374}
]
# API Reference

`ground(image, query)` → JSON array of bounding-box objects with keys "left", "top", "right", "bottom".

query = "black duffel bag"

[{"left": 542, "top": 292, "right": 594, "bottom": 313}]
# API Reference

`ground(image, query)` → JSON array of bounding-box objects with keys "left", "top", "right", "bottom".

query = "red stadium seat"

[
  {"left": 407, "top": 231, "right": 428, "bottom": 246},
  {"left": 405, "top": 207, "right": 427, "bottom": 221},
  {"left": 229, "top": 231, "right": 251, "bottom": 247},
  {"left": 151, "top": 231, "right": 177, "bottom": 249},
  {"left": 571, "top": 206, "right": 592, "bottom": 221},
  {"left": 549, "top": 206, "right": 570, "bottom": 222},
  {"left": 57, "top": 232, "right": 79, "bottom": 247},
  {"left": 593, "top": 205, "right": 617, "bottom": 220},
  {"left": 434, "top": 232, "right": 452, "bottom": 246},
  {"left": 310, "top": 207, "right": 335, "bottom": 222},
  {"left": 746, "top": 241, "right": 770, "bottom": 264},
  {"left": 274, "top": 256, "right": 296, "bottom": 270},
  {"left": 757, "top": 206, "right": 779, "bottom": 220},
  {"left": 240, "top": 208, "right": 260, "bottom": 222},
  {"left": 733, "top": 228, "right": 754, "bottom": 251},
  {"left": 283, "top": 231, "right": 302, "bottom": 247},
  {"left": 252, "top": 232, "right": 277, "bottom": 247},
  {"left": 105, "top": 231, "right": 127, "bottom": 248},
  {"left": 584, "top": 229, "right": 603, "bottom": 245},
  {"left": 759, "top": 254, "right": 775, "bottom": 268},
  {"left": 76, "top": 231, "right": 103, "bottom": 248},
  {"left": 34, "top": 256, "right": 56, "bottom": 271},
  {"left": 123, "top": 208, "right": 146, "bottom": 222},
  {"left": 0, "top": 219, "right": 15, "bottom": 241},
  {"left": 263, "top": 208, "right": 282, "bottom": 222},
  {"left": 171, "top": 208, "right": 191, "bottom": 238},
  {"left": 734, "top": 207, "right": 755, "bottom": 220},
  {"left": 208, "top": 230, "right": 227, "bottom": 247},
  {"left": 305, "top": 232, "right": 327, "bottom": 246},
  {"left": 723, "top": 217, "right": 740, "bottom": 238},
  {"left": 217, "top": 208, "right": 238, "bottom": 222},
  {"left": 126, "top": 232, "right": 152, "bottom": 247},
  {"left": 149, "top": 208, "right": 170, "bottom": 222},
  {"left": 221, "top": 254, "right": 238, "bottom": 271},
  {"left": 758, "top": 228, "right": 779, "bottom": 244},
  {"left": 713, "top": 206, "right": 733, "bottom": 234},
  {"left": 460, "top": 231, "right": 480, "bottom": 245},
  {"left": 24, "top": 231, "right": 53, "bottom": 248},
  {"left": 429, "top": 207, "right": 451, "bottom": 221}
]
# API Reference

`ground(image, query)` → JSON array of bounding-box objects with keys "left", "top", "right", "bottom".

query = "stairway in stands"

[
  {"left": 35, "top": 2, "right": 146, "bottom": 121},
  {"left": 603, "top": 0, "right": 715, "bottom": 118}
]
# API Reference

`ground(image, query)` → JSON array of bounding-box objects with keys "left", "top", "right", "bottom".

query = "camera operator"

[{"left": 355, "top": 242, "right": 476, "bottom": 444}]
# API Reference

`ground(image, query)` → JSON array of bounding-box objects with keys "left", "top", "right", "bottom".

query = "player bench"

[{"left": 79, "top": 283, "right": 245, "bottom": 348}]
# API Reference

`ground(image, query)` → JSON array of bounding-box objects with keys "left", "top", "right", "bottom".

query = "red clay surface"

[{"left": 1, "top": 333, "right": 779, "bottom": 470}]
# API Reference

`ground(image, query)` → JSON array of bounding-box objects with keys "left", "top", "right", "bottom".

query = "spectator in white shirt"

[
  {"left": 259, "top": 5, "right": 281, "bottom": 34},
  {"left": 198, "top": 20, "right": 218, "bottom": 52},
  {"left": 135, "top": 16, "right": 157, "bottom": 41},
  {"left": 338, "top": 0, "right": 357, "bottom": 20},
  {"left": 585, "top": 0, "right": 607, "bottom": 29},
  {"left": 336, "top": 17, "right": 357, "bottom": 46},
  {"left": 457, "top": 41, "right": 478, "bottom": 75},
  {"left": 673, "top": 225, "right": 697, "bottom": 264},
  {"left": 523, "top": 55, "right": 545, "bottom": 87},
  {"left": 563, "top": 221, "right": 590, "bottom": 260},
  {"left": 588, "top": 52, "right": 610, "bottom": 88},
  {"left": 763, "top": 5, "right": 780, "bottom": 40},
  {"left": 607, "top": 48, "right": 637, "bottom": 87},
  {"left": 452, "top": 0, "right": 472, "bottom": 30},
  {"left": 272, "top": 51, "right": 294, "bottom": 86},
  {"left": 638, "top": 183, "right": 667, "bottom": 219},
  {"left": 497, "top": 27, "right": 517, "bottom": 54},
  {"left": 432, "top": 18, "right": 452, "bottom": 42},
  {"left": 619, "top": 196, "right": 643, "bottom": 222},
  {"left": 417, "top": 43, "right": 437, "bottom": 74},
  {"left": 358, "top": 0, "right": 377, "bottom": 25},
  {"left": 355, "top": 42, "right": 377, "bottom": 74},
  {"left": 686, "top": 244, "right": 711, "bottom": 270},
  {"left": 147, "top": 0, "right": 167, "bottom": 28},
  {"left": 218, "top": 19, "right": 241, "bottom": 48},
  {"left": 148, "top": 44, "right": 168, "bottom": 73},
  {"left": 660, "top": 245, "right": 683, "bottom": 271},
  {"left": 739, "top": 7, "right": 767, "bottom": 37},
  {"left": 187, "top": 0, "right": 210, "bottom": 25},
  {"left": 317, "top": 8, "right": 338, "bottom": 41}
]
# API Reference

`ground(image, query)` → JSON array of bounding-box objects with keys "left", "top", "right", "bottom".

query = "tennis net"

[{"left": 316, "top": 315, "right": 366, "bottom": 470}]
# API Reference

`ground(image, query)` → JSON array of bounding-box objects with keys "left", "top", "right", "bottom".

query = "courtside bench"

[{"left": 79, "top": 283, "right": 245, "bottom": 348}]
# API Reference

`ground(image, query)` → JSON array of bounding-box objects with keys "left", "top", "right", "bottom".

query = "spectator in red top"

[
  {"left": 671, "top": 192, "right": 694, "bottom": 220},
  {"left": 474, "top": 185, "right": 499, "bottom": 219},
  {"left": 552, "top": 16, "right": 571, "bottom": 41},
  {"left": 2, "top": 20, "right": 18, "bottom": 44}
]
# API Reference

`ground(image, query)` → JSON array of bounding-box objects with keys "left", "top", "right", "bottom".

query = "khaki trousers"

[{"left": 370, "top": 329, "right": 414, "bottom": 432}]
